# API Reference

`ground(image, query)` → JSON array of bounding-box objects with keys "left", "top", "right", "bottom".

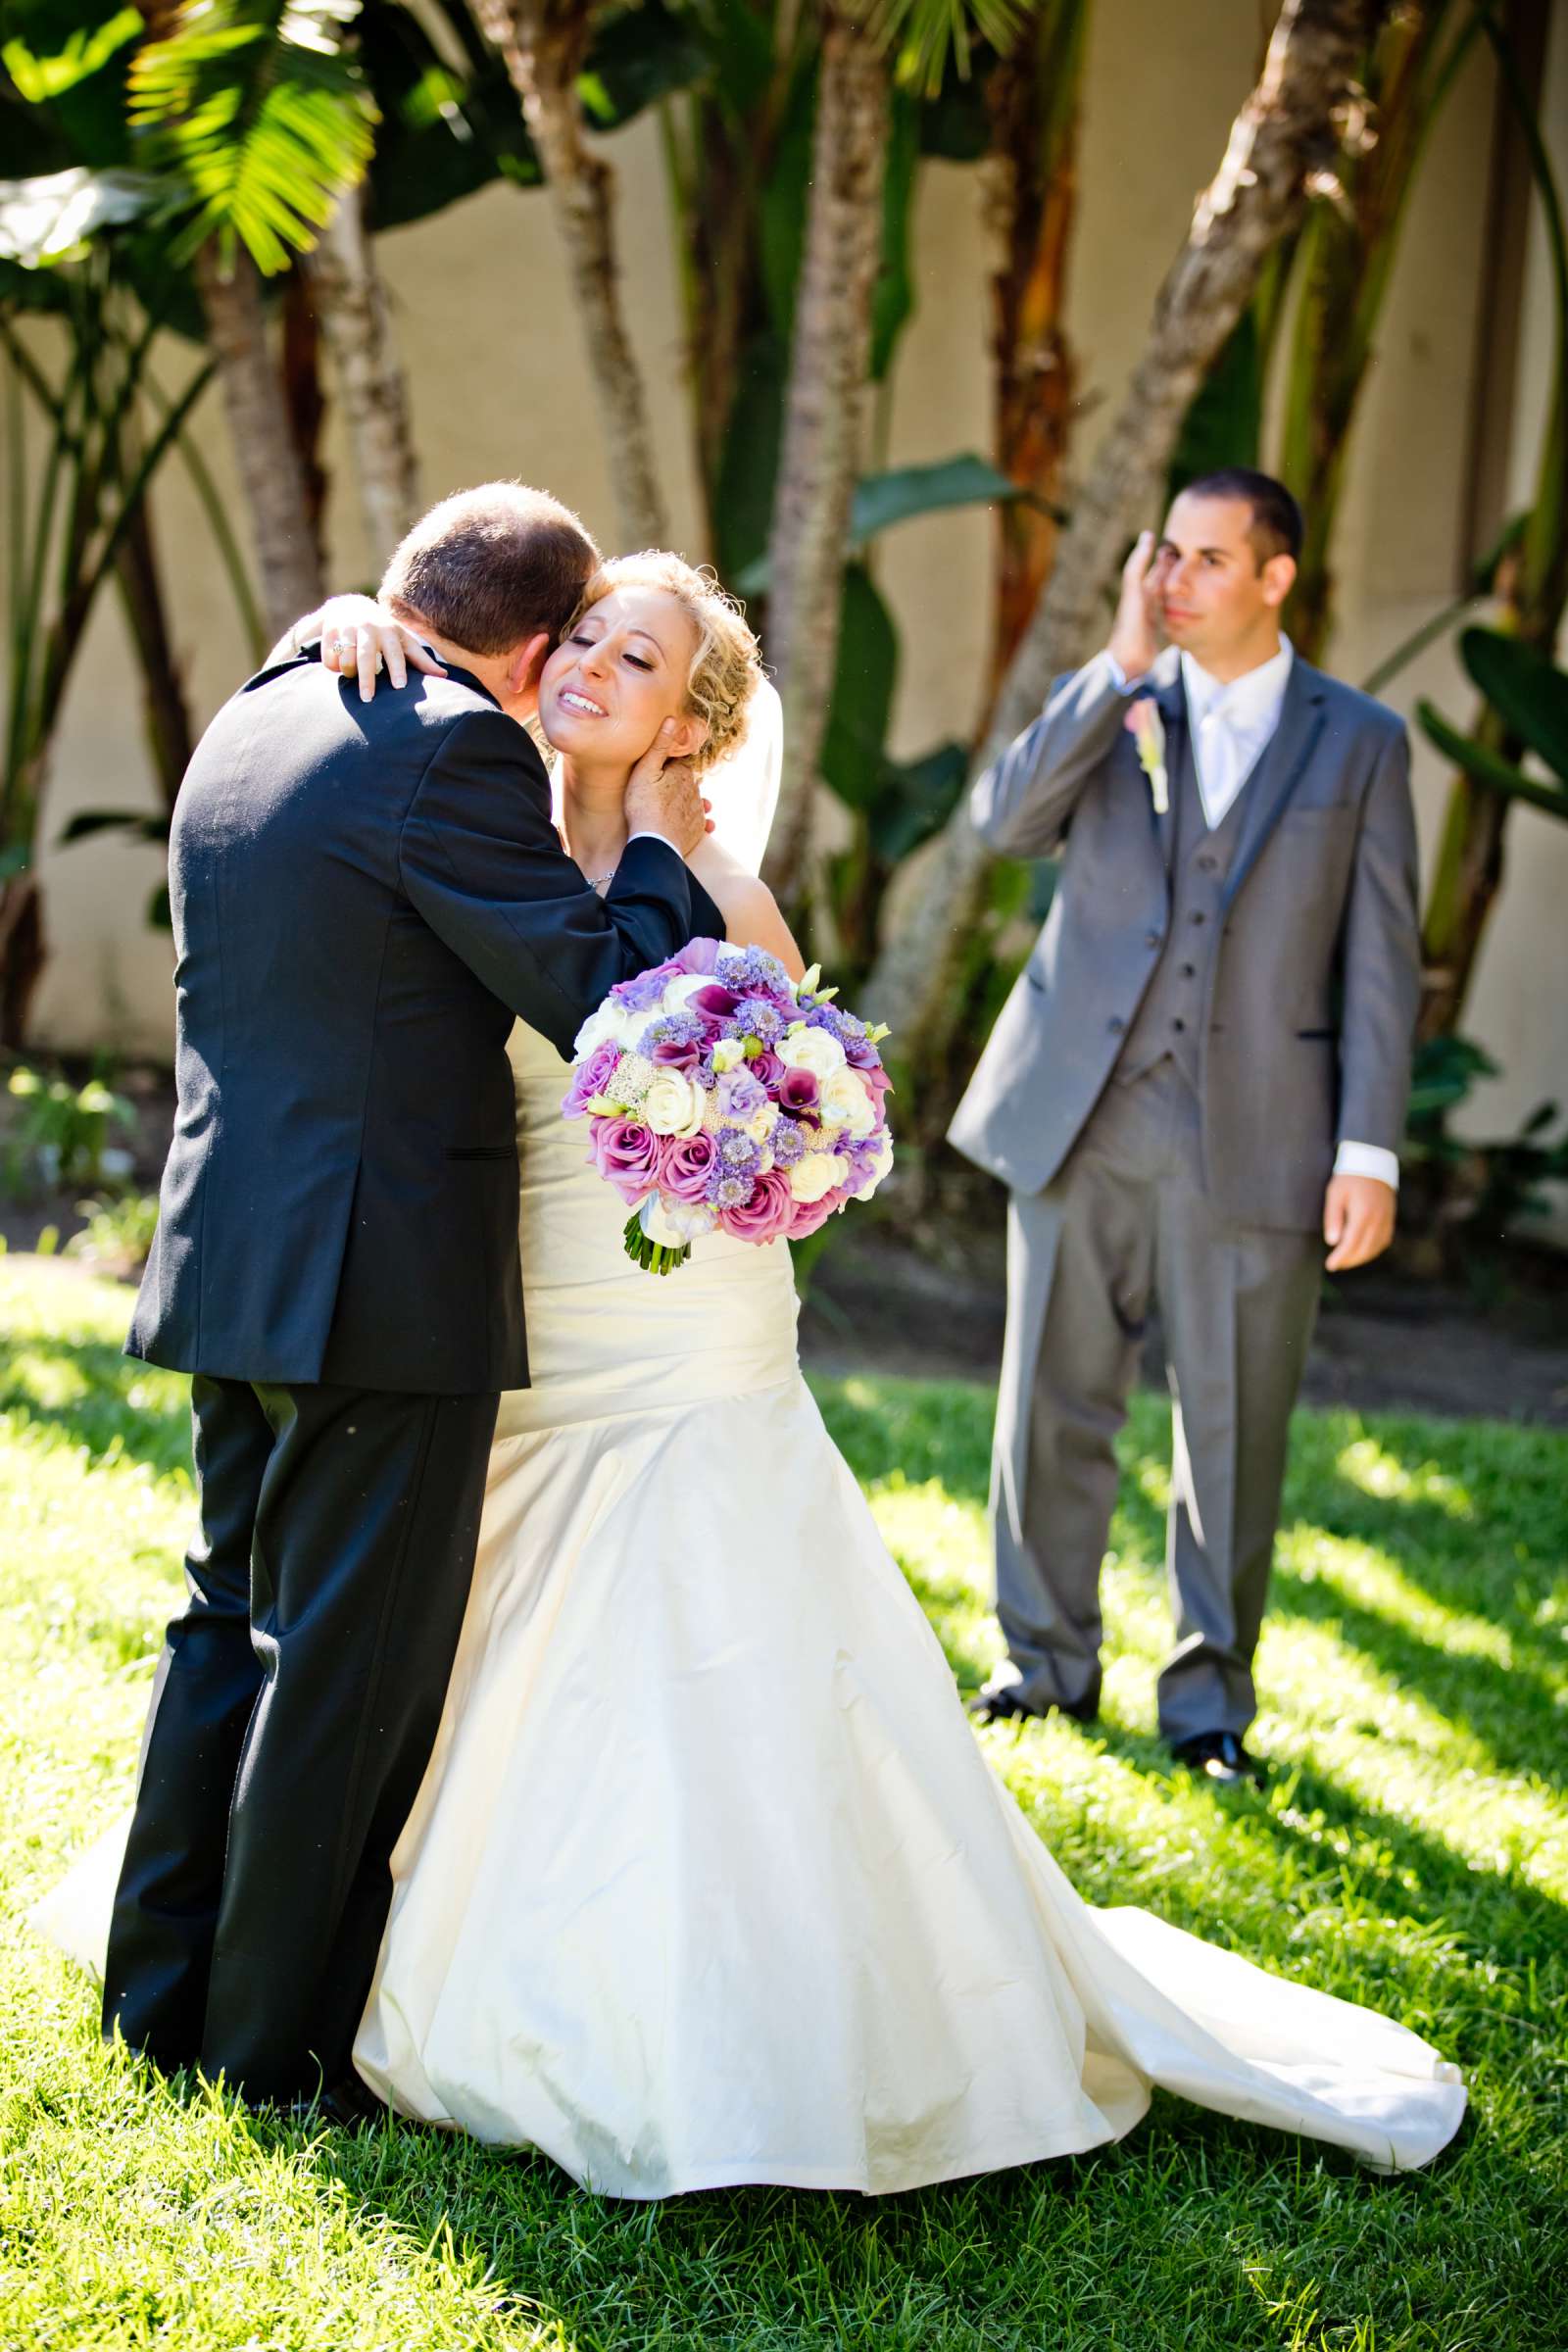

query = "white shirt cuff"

[
  {"left": 1334, "top": 1141, "right": 1399, "bottom": 1191},
  {"left": 1103, "top": 651, "right": 1140, "bottom": 695},
  {"left": 623, "top": 830, "right": 680, "bottom": 857}
]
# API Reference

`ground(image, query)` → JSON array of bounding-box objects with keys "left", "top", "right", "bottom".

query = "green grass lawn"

[{"left": 1, "top": 1255, "right": 1564, "bottom": 2352}]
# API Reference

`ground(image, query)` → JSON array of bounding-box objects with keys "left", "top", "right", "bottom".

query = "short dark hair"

[
  {"left": 379, "top": 482, "right": 599, "bottom": 656},
  {"left": 1180, "top": 467, "right": 1303, "bottom": 566}
]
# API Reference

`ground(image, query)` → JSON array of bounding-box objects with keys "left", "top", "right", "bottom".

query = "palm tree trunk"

[
  {"left": 983, "top": 0, "right": 1088, "bottom": 710},
  {"left": 760, "top": 5, "right": 892, "bottom": 904},
  {"left": 863, "top": 0, "right": 1389, "bottom": 1067},
  {"left": 195, "top": 241, "right": 322, "bottom": 641},
  {"left": 475, "top": 0, "right": 667, "bottom": 551},
  {"left": 306, "top": 184, "right": 421, "bottom": 572},
  {"left": 1280, "top": 1, "right": 1474, "bottom": 662}
]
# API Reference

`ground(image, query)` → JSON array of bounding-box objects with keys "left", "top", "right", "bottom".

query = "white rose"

[
  {"left": 641, "top": 1194, "right": 717, "bottom": 1246},
  {"left": 776, "top": 1024, "right": 846, "bottom": 1078},
  {"left": 710, "top": 1037, "right": 747, "bottom": 1074},
  {"left": 573, "top": 1000, "right": 640, "bottom": 1058},
  {"left": 817, "top": 1067, "right": 876, "bottom": 1138},
  {"left": 660, "top": 972, "right": 714, "bottom": 1016},
  {"left": 788, "top": 1150, "right": 843, "bottom": 1204},
  {"left": 745, "top": 1102, "right": 780, "bottom": 1144},
  {"left": 641, "top": 1069, "right": 707, "bottom": 1138}
]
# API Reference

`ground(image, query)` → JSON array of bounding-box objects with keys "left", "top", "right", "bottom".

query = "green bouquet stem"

[{"left": 622, "top": 1210, "right": 692, "bottom": 1276}]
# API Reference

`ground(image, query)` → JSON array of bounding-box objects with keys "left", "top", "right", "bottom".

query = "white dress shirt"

[
  {"left": 1181, "top": 639, "right": 1294, "bottom": 830},
  {"left": 1105, "top": 639, "right": 1399, "bottom": 1193}
]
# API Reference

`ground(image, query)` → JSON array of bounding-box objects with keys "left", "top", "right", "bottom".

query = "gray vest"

[{"left": 1116, "top": 722, "right": 1251, "bottom": 1089}]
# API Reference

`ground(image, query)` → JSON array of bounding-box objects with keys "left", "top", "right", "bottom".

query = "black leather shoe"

[
  {"left": 1169, "top": 1730, "right": 1265, "bottom": 1786},
  {"left": 318, "top": 2073, "right": 390, "bottom": 2131},
  {"left": 967, "top": 1686, "right": 1099, "bottom": 1728}
]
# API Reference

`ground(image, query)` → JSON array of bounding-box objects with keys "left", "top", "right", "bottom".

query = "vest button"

[
  {"left": 1198, "top": 854, "right": 1218, "bottom": 872},
  {"left": 1108, "top": 1016, "right": 1125, "bottom": 1034},
  {"left": 1180, "top": 962, "right": 1196, "bottom": 978},
  {"left": 1172, "top": 1017, "right": 1187, "bottom": 1033},
  {"left": 1191, "top": 910, "right": 1206, "bottom": 925}
]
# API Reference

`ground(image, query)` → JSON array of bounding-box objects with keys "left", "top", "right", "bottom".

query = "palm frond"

[
  {"left": 128, "top": 1, "right": 377, "bottom": 274},
  {"left": 867, "top": 0, "right": 1029, "bottom": 97}
]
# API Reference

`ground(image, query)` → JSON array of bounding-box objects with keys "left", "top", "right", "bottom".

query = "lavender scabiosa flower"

[
  {"left": 716, "top": 1126, "right": 763, "bottom": 1177},
  {"left": 640, "top": 1010, "right": 709, "bottom": 1070},
  {"left": 731, "top": 995, "right": 786, "bottom": 1044},
  {"left": 715, "top": 946, "right": 789, "bottom": 997},
  {"left": 705, "top": 1169, "right": 757, "bottom": 1209},
  {"left": 769, "top": 1116, "right": 808, "bottom": 1167}
]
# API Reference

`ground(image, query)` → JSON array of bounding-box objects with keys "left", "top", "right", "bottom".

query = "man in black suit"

[{"left": 107, "top": 483, "right": 724, "bottom": 2105}]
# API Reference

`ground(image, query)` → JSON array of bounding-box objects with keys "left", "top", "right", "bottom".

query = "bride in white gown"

[{"left": 35, "top": 554, "right": 1464, "bottom": 2194}]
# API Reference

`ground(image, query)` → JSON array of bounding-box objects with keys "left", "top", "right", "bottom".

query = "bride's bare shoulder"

[{"left": 688, "top": 843, "right": 804, "bottom": 978}]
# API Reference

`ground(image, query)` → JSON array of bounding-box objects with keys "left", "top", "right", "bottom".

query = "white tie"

[{"left": 1196, "top": 699, "right": 1245, "bottom": 831}]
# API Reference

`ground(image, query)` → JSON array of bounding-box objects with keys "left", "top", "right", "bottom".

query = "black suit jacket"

[{"left": 127, "top": 651, "right": 724, "bottom": 1393}]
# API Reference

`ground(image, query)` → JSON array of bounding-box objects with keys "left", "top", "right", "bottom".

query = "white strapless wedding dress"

[{"left": 35, "top": 1018, "right": 1464, "bottom": 2193}]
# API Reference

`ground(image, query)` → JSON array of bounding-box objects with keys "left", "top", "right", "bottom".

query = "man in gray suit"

[{"left": 950, "top": 469, "right": 1419, "bottom": 1783}]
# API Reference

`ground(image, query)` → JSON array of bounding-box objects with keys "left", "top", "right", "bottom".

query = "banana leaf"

[
  {"left": 821, "top": 564, "right": 900, "bottom": 813},
  {"left": 1458, "top": 624, "right": 1568, "bottom": 781},
  {"left": 1417, "top": 699, "right": 1568, "bottom": 823},
  {"left": 735, "top": 453, "right": 1019, "bottom": 593},
  {"left": 58, "top": 809, "right": 170, "bottom": 844}
]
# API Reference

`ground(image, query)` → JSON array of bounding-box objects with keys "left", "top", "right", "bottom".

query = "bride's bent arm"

[
  {"left": 689, "top": 850, "right": 806, "bottom": 981},
  {"left": 268, "top": 594, "right": 444, "bottom": 700}
]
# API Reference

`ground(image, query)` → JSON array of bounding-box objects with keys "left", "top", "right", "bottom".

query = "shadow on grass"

[
  {"left": 1105, "top": 1435, "right": 1568, "bottom": 1799},
  {"left": 0, "top": 1328, "right": 190, "bottom": 1483}
]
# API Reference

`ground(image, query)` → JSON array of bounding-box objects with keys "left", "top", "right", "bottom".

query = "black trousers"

[{"left": 102, "top": 1375, "right": 499, "bottom": 2102}]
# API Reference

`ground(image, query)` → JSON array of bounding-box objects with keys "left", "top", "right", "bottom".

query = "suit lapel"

[{"left": 1220, "top": 660, "right": 1327, "bottom": 909}]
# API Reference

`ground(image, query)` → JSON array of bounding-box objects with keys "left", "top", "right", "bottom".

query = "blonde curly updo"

[{"left": 564, "top": 551, "right": 763, "bottom": 774}]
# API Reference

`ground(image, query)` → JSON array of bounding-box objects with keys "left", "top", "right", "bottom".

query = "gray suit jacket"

[{"left": 948, "top": 648, "right": 1421, "bottom": 1231}]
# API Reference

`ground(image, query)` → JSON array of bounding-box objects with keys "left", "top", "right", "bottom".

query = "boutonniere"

[{"left": 1124, "top": 695, "right": 1168, "bottom": 815}]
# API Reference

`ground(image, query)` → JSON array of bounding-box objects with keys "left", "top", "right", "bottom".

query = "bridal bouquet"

[{"left": 563, "top": 940, "right": 894, "bottom": 1273}]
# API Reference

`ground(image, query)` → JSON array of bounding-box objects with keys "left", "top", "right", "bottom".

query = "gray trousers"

[{"left": 989, "top": 1058, "right": 1321, "bottom": 1741}]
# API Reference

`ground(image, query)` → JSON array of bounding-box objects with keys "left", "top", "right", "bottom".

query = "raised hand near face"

[
  {"left": 624, "top": 719, "right": 709, "bottom": 860},
  {"left": 1107, "top": 529, "right": 1174, "bottom": 683}
]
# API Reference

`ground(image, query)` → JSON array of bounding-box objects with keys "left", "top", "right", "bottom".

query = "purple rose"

[
  {"left": 720, "top": 1167, "right": 796, "bottom": 1245},
  {"left": 716, "top": 1068, "right": 768, "bottom": 1121},
  {"left": 662, "top": 1130, "right": 719, "bottom": 1202},
  {"left": 751, "top": 1048, "right": 784, "bottom": 1091},
  {"left": 588, "top": 1116, "right": 664, "bottom": 1206},
  {"left": 672, "top": 936, "right": 724, "bottom": 976},
  {"left": 786, "top": 1190, "right": 843, "bottom": 1239},
  {"left": 775, "top": 1066, "right": 820, "bottom": 1120},
  {"left": 846, "top": 1034, "right": 886, "bottom": 1076},
  {"left": 563, "top": 1042, "right": 620, "bottom": 1118}
]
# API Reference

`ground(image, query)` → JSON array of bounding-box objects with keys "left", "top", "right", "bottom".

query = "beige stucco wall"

[{"left": 17, "top": 1, "right": 1567, "bottom": 1173}]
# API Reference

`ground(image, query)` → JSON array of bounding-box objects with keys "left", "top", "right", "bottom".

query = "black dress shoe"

[
  {"left": 1169, "top": 1729, "right": 1265, "bottom": 1787},
  {"left": 967, "top": 1686, "right": 1099, "bottom": 1728},
  {"left": 318, "top": 2073, "right": 391, "bottom": 2131}
]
